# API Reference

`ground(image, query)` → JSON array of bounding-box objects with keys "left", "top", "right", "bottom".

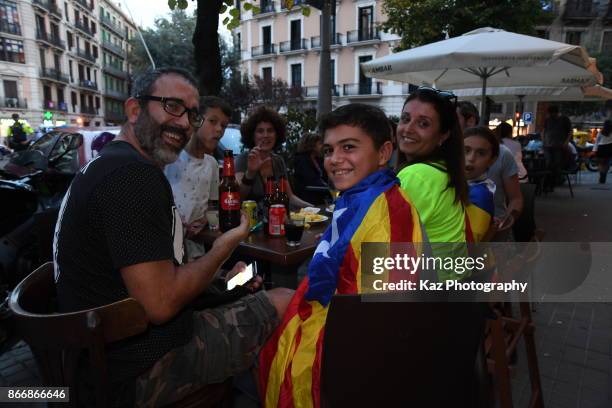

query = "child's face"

[
  {"left": 198, "top": 107, "right": 229, "bottom": 154},
  {"left": 464, "top": 135, "right": 496, "bottom": 180},
  {"left": 323, "top": 125, "right": 392, "bottom": 192}
]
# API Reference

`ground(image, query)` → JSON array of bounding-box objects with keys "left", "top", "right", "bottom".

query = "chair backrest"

[
  {"left": 320, "top": 294, "right": 485, "bottom": 407},
  {"left": 8, "top": 262, "right": 148, "bottom": 407},
  {"left": 513, "top": 183, "right": 537, "bottom": 242}
]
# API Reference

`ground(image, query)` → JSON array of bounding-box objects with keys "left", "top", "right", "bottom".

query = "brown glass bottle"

[
  {"left": 263, "top": 176, "right": 274, "bottom": 235},
  {"left": 219, "top": 150, "right": 241, "bottom": 232},
  {"left": 278, "top": 176, "right": 290, "bottom": 212}
]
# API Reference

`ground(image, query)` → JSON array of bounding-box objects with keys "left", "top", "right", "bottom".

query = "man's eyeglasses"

[
  {"left": 416, "top": 86, "right": 458, "bottom": 107},
  {"left": 136, "top": 95, "right": 204, "bottom": 128}
]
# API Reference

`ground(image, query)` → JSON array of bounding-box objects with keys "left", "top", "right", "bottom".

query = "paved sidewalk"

[{"left": 0, "top": 170, "right": 610, "bottom": 407}]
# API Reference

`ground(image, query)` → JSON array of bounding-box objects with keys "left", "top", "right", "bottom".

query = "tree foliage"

[{"left": 381, "top": 0, "right": 554, "bottom": 50}]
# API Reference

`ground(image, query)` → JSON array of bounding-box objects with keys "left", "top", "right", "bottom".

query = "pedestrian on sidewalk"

[
  {"left": 593, "top": 120, "right": 612, "bottom": 184},
  {"left": 542, "top": 105, "right": 572, "bottom": 191}
]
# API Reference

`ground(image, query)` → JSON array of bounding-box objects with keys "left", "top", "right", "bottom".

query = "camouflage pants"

[{"left": 134, "top": 291, "right": 279, "bottom": 407}]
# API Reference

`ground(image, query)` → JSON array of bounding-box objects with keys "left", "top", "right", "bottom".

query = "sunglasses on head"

[
  {"left": 136, "top": 95, "right": 204, "bottom": 128},
  {"left": 416, "top": 86, "right": 458, "bottom": 107}
]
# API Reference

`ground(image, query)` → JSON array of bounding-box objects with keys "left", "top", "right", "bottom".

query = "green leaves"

[
  {"left": 167, "top": 0, "right": 177, "bottom": 10},
  {"left": 243, "top": 2, "right": 252, "bottom": 10},
  {"left": 177, "top": 0, "right": 188, "bottom": 9},
  {"left": 301, "top": 5, "right": 311, "bottom": 16}
]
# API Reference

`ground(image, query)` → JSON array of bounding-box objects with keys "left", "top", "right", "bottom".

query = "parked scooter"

[{"left": 0, "top": 131, "right": 82, "bottom": 348}]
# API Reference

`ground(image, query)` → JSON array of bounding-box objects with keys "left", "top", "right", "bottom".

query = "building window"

[
  {"left": 262, "top": 66, "right": 272, "bottom": 82},
  {"left": 0, "top": 0, "right": 21, "bottom": 36},
  {"left": 565, "top": 31, "right": 582, "bottom": 45},
  {"left": 602, "top": 31, "right": 612, "bottom": 53},
  {"left": 65, "top": 2, "right": 69, "bottom": 21},
  {"left": 67, "top": 31, "right": 73, "bottom": 48},
  {"left": 4, "top": 79, "right": 17, "bottom": 105},
  {"left": 290, "top": 63, "right": 301, "bottom": 88},
  {"left": 0, "top": 37, "right": 25, "bottom": 63},
  {"left": 358, "top": 6, "right": 373, "bottom": 40}
]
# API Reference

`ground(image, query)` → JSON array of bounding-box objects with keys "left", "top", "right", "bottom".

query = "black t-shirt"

[{"left": 54, "top": 141, "right": 192, "bottom": 398}]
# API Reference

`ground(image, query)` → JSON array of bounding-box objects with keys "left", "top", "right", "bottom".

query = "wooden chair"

[
  {"left": 321, "top": 294, "right": 486, "bottom": 407},
  {"left": 9, "top": 262, "right": 231, "bottom": 407},
  {"left": 484, "top": 183, "right": 544, "bottom": 407}
]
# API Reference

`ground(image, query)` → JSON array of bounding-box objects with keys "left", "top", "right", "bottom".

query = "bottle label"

[{"left": 221, "top": 192, "right": 241, "bottom": 210}]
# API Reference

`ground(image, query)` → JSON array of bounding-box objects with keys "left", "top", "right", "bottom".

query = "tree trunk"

[{"left": 194, "top": 0, "right": 223, "bottom": 96}]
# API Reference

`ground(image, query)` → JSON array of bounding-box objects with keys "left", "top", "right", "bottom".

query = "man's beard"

[{"left": 133, "top": 109, "right": 189, "bottom": 166}]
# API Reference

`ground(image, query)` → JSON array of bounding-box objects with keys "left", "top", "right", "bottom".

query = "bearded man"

[{"left": 53, "top": 68, "right": 292, "bottom": 407}]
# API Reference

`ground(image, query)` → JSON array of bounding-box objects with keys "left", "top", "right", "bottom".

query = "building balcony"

[
  {"left": 74, "top": 0, "right": 94, "bottom": 12},
  {"left": 0, "top": 21, "right": 21, "bottom": 36},
  {"left": 251, "top": 44, "right": 276, "bottom": 58},
  {"left": 104, "top": 89, "right": 128, "bottom": 100},
  {"left": 303, "top": 85, "right": 340, "bottom": 98},
  {"left": 102, "top": 40, "right": 126, "bottom": 57},
  {"left": 255, "top": 1, "right": 276, "bottom": 15},
  {"left": 343, "top": 82, "right": 383, "bottom": 97},
  {"left": 279, "top": 39, "right": 307, "bottom": 53},
  {"left": 80, "top": 105, "right": 98, "bottom": 115},
  {"left": 40, "top": 68, "right": 70, "bottom": 83},
  {"left": 346, "top": 28, "right": 381, "bottom": 44},
  {"left": 105, "top": 110, "right": 125, "bottom": 123},
  {"left": 79, "top": 79, "right": 98, "bottom": 91},
  {"left": 100, "top": 15, "right": 125, "bottom": 38},
  {"left": 43, "top": 100, "right": 68, "bottom": 112},
  {"left": 281, "top": 0, "right": 306, "bottom": 9},
  {"left": 563, "top": 0, "right": 599, "bottom": 19},
  {"left": 74, "top": 48, "right": 96, "bottom": 64},
  {"left": 103, "top": 64, "right": 129, "bottom": 79},
  {"left": 1, "top": 97, "right": 27, "bottom": 109},
  {"left": 310, "top": 33, "right": 342, "bottom": 48},
  {"left": 36, "top": 30, "right": 66, "bottom": 51},
  {"left": 74, "top": 20, "right": 94, "bottom": 38}
]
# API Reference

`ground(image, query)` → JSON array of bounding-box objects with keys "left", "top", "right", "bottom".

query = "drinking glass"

[
  {"left": 286, "top": 215, "right": 305, "bottom": 247},
  {"left": 206, "top": 209, "right": 219, "bottom": 231}
]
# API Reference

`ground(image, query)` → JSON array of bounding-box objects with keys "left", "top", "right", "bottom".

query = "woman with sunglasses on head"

[
  {"left": 396, "top": 87, "right": 469, "bottom": 246},
  {"left": 236, "top": 106, "right": 313, "bottom": 208}
]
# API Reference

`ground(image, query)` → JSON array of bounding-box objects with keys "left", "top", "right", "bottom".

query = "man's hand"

[
  {"left": 225, "top": 261, "right": 263, "bottom": 292},
  {"left": 185, "top": 217, "right": 207, "bottom": 238}
]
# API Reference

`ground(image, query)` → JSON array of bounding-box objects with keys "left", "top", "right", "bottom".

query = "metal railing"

[
  {"left": 40, "top": 68, "right": 70, "bottom": 83},
  {"left": 80, "top": 105, "right": 97, "bottom": 115},
  {"left": 79, "top": 79, "right": 98, "bottom": 90},
  {"left": 36, "top": 29, "right": 66, "bottom": 50},
  {"left": 257, "top": 1, "right": 276, "bottom": 14},
  {"left": 303, "top": 85, "right": 340, "bottom": 98},
  {"left": 74, "top": 20, "right": 94, "bottom": 37},
  {"left": 1, "top": 97, "right": 26, "bottom": 109},
  {"left": 280, "top": 38, "right": 307, "bottom": 53},
  {"left": 100, "top": 15, "right": 125, "bottom": 37},
  {"left": 43, "top": 100, "right": 68, "bottom": 111},
  {"left": 343, "top": 82, "right": 383, "bottom": 96},
  {"left": 346, "top": 28, "right": 380, "bottom": 44},
  {"left": 103, "top": 64, "right": 129, "bottom": 78},
  {"left": 102, "top": 40, "right": 126, "bottom": 57},
  {"left": 251, "top": 44, "right": 276, "bottom": 57},
  {"left": 104, "top": 89, "right": 128, "bottom": 100},
  {"left": 281, "top": 0, "right": 306, "bottom": 9},
  {"left": 563, "top": 0, "right": 598, "bottom": 19},
  {"left": 75, "top": 0, "right": 94, "bottom": 11},
  {"left": 0, "top": 21, "right": 21, "bottom": 36},
  {"left": 75, "top": 48, "right": 96, "bottom": 63},
  {"left": 310, "top": 33, "right": 342, "bottom": 48}
]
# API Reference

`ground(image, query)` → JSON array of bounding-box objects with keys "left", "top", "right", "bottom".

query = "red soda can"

[{"left": 269, "top": 204, "right": 286, "bottom": 236}]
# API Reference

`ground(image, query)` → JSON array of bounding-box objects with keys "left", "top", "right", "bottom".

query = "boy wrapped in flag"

[{"left": 259, "top": 104, "right": 424, "bottom": 407}]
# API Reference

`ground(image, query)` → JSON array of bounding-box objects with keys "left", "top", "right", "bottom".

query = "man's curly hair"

[{"left": 240, "top": 106, "right": 287, "bottom": 150}]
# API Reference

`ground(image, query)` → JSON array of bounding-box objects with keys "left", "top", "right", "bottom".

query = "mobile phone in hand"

[{"left": 227, "top": 262, "right": 257, "bottom": 290}]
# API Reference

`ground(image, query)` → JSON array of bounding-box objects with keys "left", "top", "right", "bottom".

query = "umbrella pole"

[{"left": 479, "top": 75, "right": 487, "bottom": 126}]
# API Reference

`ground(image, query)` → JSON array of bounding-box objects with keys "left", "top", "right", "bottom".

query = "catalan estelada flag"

[
  {"left": 466, "top": 178, "right": 496, "bottom": 243},
  {"left": 259, "top": 169, "right": 423, "bottom": 408}
]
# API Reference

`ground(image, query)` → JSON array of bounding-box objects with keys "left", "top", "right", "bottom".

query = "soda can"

[
  {"left": 269, "top": 204, "right": 286, "bottom": 236},
  {"left": 242, "top": 200, "right": 258, "bottom": 228}
]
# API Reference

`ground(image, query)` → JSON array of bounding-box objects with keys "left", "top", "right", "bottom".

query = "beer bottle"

[
  {"left": 219, "top": 150, "right": 241, "bottom": 231},
  {"left": 263, "top": 176, "right": 274, "bottom": 235},
  {"left": 278, "top": 176, "right": 290, "bottom": 212}
]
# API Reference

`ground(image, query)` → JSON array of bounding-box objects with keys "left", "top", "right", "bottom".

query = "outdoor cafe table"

[{"left": 196, "top": 221, "right": 329, "bottom": 288}]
